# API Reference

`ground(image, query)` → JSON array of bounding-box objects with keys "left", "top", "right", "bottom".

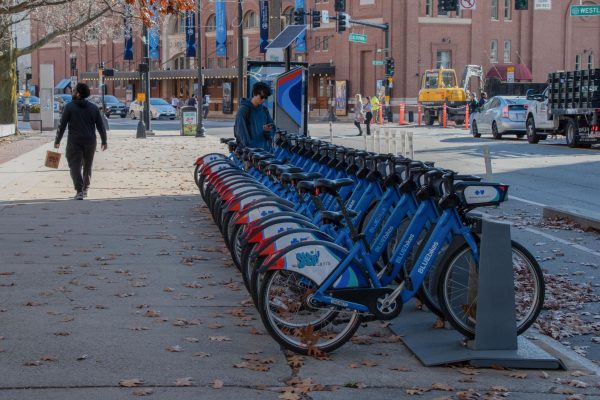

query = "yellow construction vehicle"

[{"left": 418, "top": 65, "right": 482, "bottom": 125}]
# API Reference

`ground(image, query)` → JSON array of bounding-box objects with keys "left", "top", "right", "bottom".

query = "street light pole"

[
  {"left": 196, "top": 0, "right": 205, "bottom": 137},
  {"left": 237, "top": 0, "right": 244, "bottom": 104}
]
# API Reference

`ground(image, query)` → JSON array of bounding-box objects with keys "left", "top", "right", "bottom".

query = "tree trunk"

[{"left": 0, "top": 39, "right": 18, "bottom": 131}]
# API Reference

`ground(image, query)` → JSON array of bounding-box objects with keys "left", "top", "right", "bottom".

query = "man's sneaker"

[
  {"left": 74, "top": 192, "right": 84, "bottom": 200},
  {"left": 82, "top": 189, "right": 88, "bottom": 198}
]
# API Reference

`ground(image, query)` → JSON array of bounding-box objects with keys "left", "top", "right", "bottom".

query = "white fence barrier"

[{"left": 372, "top": 125, "right": 414, "bottom": 159}]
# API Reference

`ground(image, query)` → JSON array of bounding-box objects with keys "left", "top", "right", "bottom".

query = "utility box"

[{"left": 180, "top": 106, "right": 197, "bottom": 136}]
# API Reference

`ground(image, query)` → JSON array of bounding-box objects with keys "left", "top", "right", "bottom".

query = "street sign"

[
  {"left": 507, "top": 66, "right": 515, "bottom": 83},
  {"left": 372, "top": 60, "right": 385, "bottom": 65},
  {"left": 460, "top": 0, "right": 477, "bottom": 10},
  {"left": 349, "top": 33, "right": 367, "bottom": 44},
  {"left": 534, "top": 0, "right": 551, "bottom": 10},
  {"left": 322, "top": 10, "right": 329, "bottom": 23},
  {"left": 570, "top": 4, "right": 600, "bottom": 16}
]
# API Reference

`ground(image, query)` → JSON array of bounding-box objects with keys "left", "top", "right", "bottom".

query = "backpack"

[{"left": 234, "top": 104, "right": 252, "bottom": 145}]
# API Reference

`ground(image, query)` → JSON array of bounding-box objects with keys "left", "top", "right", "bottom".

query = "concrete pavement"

[{"left": 0, "top": 128, "right": 599, "bottom": 399}]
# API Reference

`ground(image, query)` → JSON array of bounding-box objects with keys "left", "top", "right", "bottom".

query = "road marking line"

[{"left": 509, "top": 195, "right": 547, "bottom": 208}]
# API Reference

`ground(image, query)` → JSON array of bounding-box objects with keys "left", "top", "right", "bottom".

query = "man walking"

[
  {"left": 234, "top": 82, "right": 275, "bottom": 151},
  {"left": 54, "top": 83, "right": 107, "bottom": 200}
]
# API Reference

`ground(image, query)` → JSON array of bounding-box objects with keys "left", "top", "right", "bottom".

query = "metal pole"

[
  {"left": 237, "top": 0, "right": 244, "bottom": 105},
  {"left": 269, "top": 0, "right": 282, "bottom": 39},
  {"left": 384, "top": 24, "right": 392, "bottom": 123},
  {"left": 196, "top": 2, "right": 205, "bottom": 137},
  {"left": 142, "top": 25, "right": 151, "bottom": 132},
  {"left": 483, "top": 145, "right": 493, "bottom": 181}
]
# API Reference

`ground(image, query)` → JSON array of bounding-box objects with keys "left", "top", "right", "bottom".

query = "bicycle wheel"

[
  {"left": 437, "top": 240, "right": 545, "bottom": 338},
  {"left": 258, "top": 270, "right": 361, "bottom": 354}
]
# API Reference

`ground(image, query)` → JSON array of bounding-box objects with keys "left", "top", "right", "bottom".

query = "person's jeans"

[
  {"left": 365, "top": 112, "right": 373, "bottom": 135},
  {"left": 66, "top": 141, "right": 96, "bottom": 192},
  {"left": 353, "top": 120, "right": 363, "bottom": 135}
]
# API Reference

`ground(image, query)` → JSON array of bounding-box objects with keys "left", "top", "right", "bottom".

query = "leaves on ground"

[
  {"left": 175, "top": 377, "right": 194, "bottom": 387},
  {"left": 119, "top": 378, "right": 145, "bottom": 387},
  {"left": 211, "top": 379, "right": 224, "bottom": 389}
]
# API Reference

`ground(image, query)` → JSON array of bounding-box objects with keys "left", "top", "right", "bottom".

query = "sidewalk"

[{"left": 0, "top": 129, "right": 599, "bottom": 399}]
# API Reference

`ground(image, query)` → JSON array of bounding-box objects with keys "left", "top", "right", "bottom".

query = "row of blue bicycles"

[{"left": 193, "top": 132, "right": 545, "bottom": 355}]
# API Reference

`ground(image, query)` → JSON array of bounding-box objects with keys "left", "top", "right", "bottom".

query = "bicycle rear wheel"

[
  {"left": 258, "top": 270, "right": 361, "bottom": 355},
  {"left": 437, "top": 240, "right": 544, "bottom": 338}
]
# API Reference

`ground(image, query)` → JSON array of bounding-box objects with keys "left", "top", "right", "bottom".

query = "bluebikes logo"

[
  {"left": 474, "top": 189, "right": 486, "bottom": 196},
  {"left": 290, "top": 236, "right": 310, "bottom": 245},
  {"left": 296, "top": 250, "right": 320, "bottom": 269},
  {"left": 260, "top": 210, "right": 275, "bottom": 217}
]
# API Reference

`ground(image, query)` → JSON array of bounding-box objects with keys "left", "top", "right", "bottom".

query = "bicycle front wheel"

[
  {"left": 258, "top": 270, "right": 361, "bottom": 355},
  {"left": 437, "top": 240, "right": 545, "bottom": 338}
]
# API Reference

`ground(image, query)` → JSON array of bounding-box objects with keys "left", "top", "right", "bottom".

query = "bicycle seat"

[
  {"left": 273, "top": 165, "right": 303, "bottom": 176},
  {"left": 315, "top": 178, "right": 354, "bottom": 196},
  {"left": 321, "top": 210, "right": 358, "bottom": 227},
  {"left": 290, "top": 172, "right": 321, "bottom": 184},
  {"left": 296, "top": 180, "right": 317, "bottom": 195},
  {"left": 265, "top": 161, "right": 285, "bottom": 174},
  {"left": 220, "top": 137, "right": 236, "bottom": 144},
  {"left": 365, "top": 154, "right": 389, "bottom": 162},
  {"left": 336, "top": 147, "right": 349, "bottom": 154}
]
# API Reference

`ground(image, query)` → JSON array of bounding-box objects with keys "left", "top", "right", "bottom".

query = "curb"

[{"left": 543, "top": 205, "right": 600, "bottom": 231}]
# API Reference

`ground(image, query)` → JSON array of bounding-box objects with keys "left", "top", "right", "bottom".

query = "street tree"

[{"left": 0, "top": 0, "right": 193, "bottom": 132}]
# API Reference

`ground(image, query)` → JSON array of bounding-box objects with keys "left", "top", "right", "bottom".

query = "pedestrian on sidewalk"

[
  {"left": 202, "top": 95, "right": 210, "bottom": 119},
  {"left": 478, "top": 92, "right": 487, "bottom": 109},
  {"left": 234, "top": 82, "right": 275, "bottom": 151},
  {"left": 54, "top": 83, "right": 107, "bottom": 200},
  {"left": 364, "top": 96, "right": 373, "bottom": 136},
  {"left": 187, "top": 94, "right": 197, "bottom": 107},
  {"left": 354, "top": 93, "right": 365, "bottom": 136},
  {"left": 370, "top": 95, "right": 380, "bottom": 124},
  {"left": 171, "top": 95, "right": 179, "bottom": 116}
]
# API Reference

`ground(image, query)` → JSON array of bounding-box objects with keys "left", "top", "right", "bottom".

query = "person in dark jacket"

[
  {"left": 478, "top": 92, "right": 487, "bottom": 109},
  {"left": 187, "top": 94, "right": 197, "bottom": 107},
  {"left": 54, "top": 83, "right": 107, "bottom": 200},
  {"left": 234, "top": 82, "right": 275, "bottom": 151}
]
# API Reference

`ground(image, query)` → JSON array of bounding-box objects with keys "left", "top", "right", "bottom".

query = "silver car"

[{"left": 470, "top": 96, "right": 528, "bottom": 139}]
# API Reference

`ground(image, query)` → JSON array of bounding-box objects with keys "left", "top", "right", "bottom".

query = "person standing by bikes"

[
  {"left": 364, "top": 96, "right": 373, "bottom": 136},
  {"left": 234, "top": 82, "right": 275, "bottom": 151},
  {"left": 353, "top": 94, "right": 365, "bottom": 136},
  {"left": 54, "top": 83, "right": 107, "bottom": 200}
]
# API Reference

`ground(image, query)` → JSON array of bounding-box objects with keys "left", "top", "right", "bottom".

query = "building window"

[
  {"left": 425, "top": 0, "right": 432, "bottom": 16},
  {"left": 575, "top": 54, "right": 581, "bottom": 70},
  {"left": 315, "top": 36, "right": 321, "bottom": 51},
  {"left": 205, "top": 14, "right": 216, "bottom": 32},
  {"left": 282, "top": 7, "right": 294, "bottom": 28},
  {"left": 243, "top": 11, "right": 258, "bottom": 29},
  {"left": 490, "top": 40, "right": 498, "bottom": 63},
  {"left": 218, "top": 58, "right": 226, "bottom": 68},
  {"left": 504, "top": 0, "right": 511, "bottom": 20},
  {"left": 491, "top": 0, "right": 499, "bottom": 20},
  {"left": 436, "top": 50, "right": 452, "bottom": 69},
  {"left": 322, "top": 36, "right": 329, "bottom": 51},
  {"left": 503, "top": 40, "right": 511, "bottom": 63},
  {"left": 207, "top": 58, "right": 216, "bottom": 68},
  {"left": 438, "top": 1, "right": 448, "bottom": 17},
  {"left": 588, "top": 53, "right": 595, "bottom": 69}
]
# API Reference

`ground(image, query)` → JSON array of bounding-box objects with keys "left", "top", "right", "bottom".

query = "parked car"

[
  {"left": 470, "top": 96, "right": 528, "bottom": 139},
  {"left": 17, "top": 95, "right": 40, "bottom": 114},
  {"left": 89, "top": 95, "right": 128, "bottom": 118},
  {"left": 128, "top": 98, "right": 176, "bottom": 120},
  {"left": 54, "top": 94, "right": 72, "bottom": 114}
]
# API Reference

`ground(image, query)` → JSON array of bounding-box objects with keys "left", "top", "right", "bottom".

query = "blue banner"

[
  {"left": 185, "top": 11, "right": 196, "bottom": 57},
  {"left": 123, "top": 10, "right": 133, "bottom": 61},
  {"left": 216, "top": 0, "right": 227, "bottom": 57},
  {"left": 148, "top": 6, "right": 160, "bottom": 60},
  {"left": 259, "top": 0, "right": 269, "bottom": 53},
  {"left": 294, "top": 0, "right": 306, "bottom": 53}
]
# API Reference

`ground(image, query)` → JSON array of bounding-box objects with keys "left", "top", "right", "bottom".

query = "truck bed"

[{"left": 549, "top": 69, "right": 600, "bottom": 110}]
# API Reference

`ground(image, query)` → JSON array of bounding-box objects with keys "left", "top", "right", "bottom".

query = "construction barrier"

[
  {"left": 442, "top": 103, "right": 448, "bottom": 128},
  {"left": 417, "top": 105, "right": 422, "bottom": 126},
  {"left": 465, "top": 106, "right": 470, "bottom": 130},
  {"left": 399, "top": 103, "right": 406, "bottom": 125}
]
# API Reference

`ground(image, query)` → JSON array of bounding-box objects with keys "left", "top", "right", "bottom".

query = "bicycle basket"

[{"left": 454, "top": 182, "right": 509, "bottom": 207}]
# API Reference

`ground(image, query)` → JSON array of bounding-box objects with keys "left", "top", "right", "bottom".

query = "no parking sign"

[{"left": 460, "top": 0, "right": 477, "bottom": 10}]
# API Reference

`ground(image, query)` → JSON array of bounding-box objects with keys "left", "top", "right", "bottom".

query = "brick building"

[{"left": 31, "top": 0, "right": 600, "bottom": 113}]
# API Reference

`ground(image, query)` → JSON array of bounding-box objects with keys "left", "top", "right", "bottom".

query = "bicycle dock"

[{"left": 390, "top": 218, "right": 564, "bottom": 370}]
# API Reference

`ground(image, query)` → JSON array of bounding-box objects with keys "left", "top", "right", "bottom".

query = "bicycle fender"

[
  {"left": 195, "top": 153, "right": 228, "bottom": 167},
  {"left": 223, "top": 192, "right": 273, "bottom": 214},
  {"left": 238, "top": 197, "right": 295, "bottom": 214},
  {"left": 256, "top": 229, "right": 333, "bottom": 257},
  {"left": 243, "top": 218, "right": 319, "bottom": 244},
  {"left": 245, "top": 211, "right": 312, "bottom": 231},
  {"left": 233, "top": 205, "right": 295, "bottom": 225}
]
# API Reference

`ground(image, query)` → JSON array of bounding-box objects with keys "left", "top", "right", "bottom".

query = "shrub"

[{"left": 29, "top": 104, "right": 41, "bottom": 113}]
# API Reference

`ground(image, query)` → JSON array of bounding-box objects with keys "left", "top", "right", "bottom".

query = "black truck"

[{"left": 525, "top": 69, "right": 600, "bottom": 147}]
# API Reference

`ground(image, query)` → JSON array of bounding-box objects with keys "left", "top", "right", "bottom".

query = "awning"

[
  {"left": 486, "top": 63, "right": 533, "bottom": 82},
  {"left": 79, "top": 67, "right": 240, "bottom": 81},
  {"left": 55, "top": 78, "right": 71, "bottom": 90},
  {"left": 309, "top": 63, "right": 335, "bottom": 76}
]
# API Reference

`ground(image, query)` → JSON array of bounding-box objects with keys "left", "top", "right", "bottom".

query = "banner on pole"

[
  {"left": 185, "top": 11, "right": 196, "bottom": 57},
  {"left": 295, "top": 0, "right": 306, "bottom": 53},
  {"left": 124, "top": 9, "right": 134, "bottom": 61},
  {"left": 216, "top": 0, "right": 227, "bottom": 57},
  {"left": 259, "top": 0, "right": 269, "bottom": 53}
]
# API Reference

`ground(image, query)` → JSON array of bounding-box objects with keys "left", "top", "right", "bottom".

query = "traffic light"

[
  {"left": 515, "top": 0, "right": 528, "bottom": 10},
  {"left": 438, "top": 0, "right": 459, "bottom": 13},
  {"left": 385, "top": 58, "right": 395, "bottom": 77},
  {"left": 103, "top": 68, "right": 115, "bottom": 77},
  {"left": 311, "top": 9, "right": 321, "bottom": 29},
  {"left": 334, "top": 0, "right": 346, "bottom": 12},
  {"left": 336, "top": 12, "right": 348, "bottom": 33},
  {"left": 293, "top": 8, "right": 304, "bottom": 25}
]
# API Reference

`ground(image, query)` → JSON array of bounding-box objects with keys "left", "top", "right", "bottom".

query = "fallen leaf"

[
  {"left": 23, "top": 360, "right": 41, "bottom": 366},
  {"left": 54, "top": 331, "right": 71, "bottom": 336},
  {"left": 278, "top": 392, "right": 300, "bottom": 400},
  {"left": 539, "top": 371, "right": 549, "bottom": 379},
  {"left": 390, "top": 366, "right": 411, "bottom": 372},
  {"left": 166, "top": 345, "right": 183, "bottom": 352},
  {"left": 193, "top": 352, "right": 211, "bottom": 358},
  {"left": 119, "top": 378, "right": 144, "bottom": 387},
  {"left": 431, "top": 383, "right": 453, "bottom": 391},
  {"left": 184, "top": 337, "right": 199, "bottom": 343},
  {"left": 211, "top": 379, "right": 223, "bottom": 389},
  {"left": 434, "top": 318, "right": 445, "bottom": 329},
  {"left": 144, "top": 309, "right": 160, "bottom": 318},
  {"left": 133, "top": 388, "right": 153, "bottom": 396},
  {"left": 40, "top": 355, "right": 57, "bottom": 362},
  {"left": 406, "top": 387, "right": 428, "bottom": 395},
  {"left": 508, "top": 371, "right": 528, "bottom": 379},
  {"left": 209, "top": 336, "right": 231, "bottom": 342},
  {"left": 490, "top": 385, "right": 508, "bottom": 392},
  {"left": 175, "top": 377, "right": 194, "bottom": 387},
  {"left": 163, "top": 287, "right": 174, "bottom": 292}
]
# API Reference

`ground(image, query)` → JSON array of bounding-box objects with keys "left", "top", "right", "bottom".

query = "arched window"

[
  {"left": 243, "top": 11, "right": 258, "bottom": 29},
  {"left": 205, "top": 14, "right": 216, "bottom": 32},
  {"left": 173, "top": 13, "right": 187, "bottom": 34},
  {"left": 282, "top": 7, "right": 294, "bottom": 28}
]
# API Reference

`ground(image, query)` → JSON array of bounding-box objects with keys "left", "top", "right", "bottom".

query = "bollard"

[
  {"left": 400, "top": 131, "right": 406, "bottom": 157},
  {"left": 442, "top": 103, "right": 448, "bottom": 128},
  {"left": 378, "top": 107, "right": 383, "bottom": 125},
  {"left": 483, "top": 145, "right": 493, "bottom": 181},
  {"left": 393, "top": 129, "right": 398, "bottom": 155},
  {"left": 465, "top": 106, "right": 470, "bottom": 130},
  {"left": 386, "top": 128, "right": 391, "bottom": 154},
  {"left": 408, "top": 131, "right": 414, "bottom": 159},
  {"left": 417, "top": 104, "right": 422, "bottom": 126},
  {"left": 329, "top": 121, "right": 333, "bottom": 142},
  {"left": 363, "top": 128, "right": 368, "bottom": 150},
  {"left": 399, "top": 103, "right": 405, "bottom": 125}
]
